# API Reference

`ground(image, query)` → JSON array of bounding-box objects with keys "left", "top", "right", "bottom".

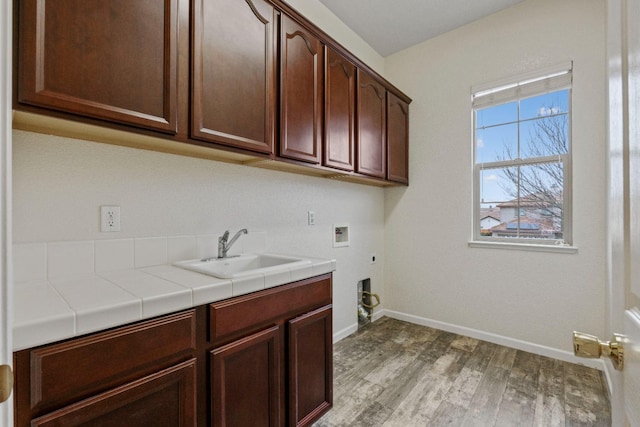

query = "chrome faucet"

[{"left": 218, "top": 228, "right": 248, "bottom": 259}]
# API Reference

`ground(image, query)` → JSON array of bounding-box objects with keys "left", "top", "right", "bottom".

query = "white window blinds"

[{"left": 472, "top": 62, "right": 572, "bottom": 109}]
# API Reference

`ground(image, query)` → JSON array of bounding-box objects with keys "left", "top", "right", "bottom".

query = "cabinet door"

[
  {"left": 288, "top": 305, "right": 332, "bottom": 427},
  {"left": 356, "top": 70, "right": 387, "bottom": 178},
  {"left": 387, "top": 92, "right": 410, "bottom": 184},
  {"left": 280, "top": 15, "right": 323, "bottom": 164},
  {"left": 17, "top": 0, "right": 180, "bottom": 133},
  {"left": 211, "top": 326, "right": 282, "bottom": 427},
  {"left": 192, "top": 0, "right": 276, "bottom": 153},
  {"left": 324, "top": 47, "right": 355, "bottom": 171},
  {"left": 13, "top": 309, "right": 197, "bottom": 423},
  {"left": 30, "top": 359, "right": 197, "bottom": 427}
]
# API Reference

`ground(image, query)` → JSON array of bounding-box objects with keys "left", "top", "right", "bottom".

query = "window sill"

[{"left": 468, "top": 240, "right": 578, "bottom": 254}]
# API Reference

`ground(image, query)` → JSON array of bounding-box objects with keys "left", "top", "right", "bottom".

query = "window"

[{"left": 472, "top": 64, "right": 572, "bottom": 246}]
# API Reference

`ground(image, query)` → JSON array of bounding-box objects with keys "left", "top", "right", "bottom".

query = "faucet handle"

[{"left": 220, "top": 230, "right": 230, "bottom": 242}]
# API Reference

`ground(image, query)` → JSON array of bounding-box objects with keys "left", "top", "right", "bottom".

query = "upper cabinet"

[
  {"left": 191, "top": 0, "right": 277, "bottom": 154},
  {"left": 387, "top": 92, "right": 410, "bottom": 184},
  {"left": 324, "top": 47, "right": 355, "bottom": 172},
  {"left": 279, "top": 14, "right": 323, "bottom": 164},
  {"left": 356, "top": 70, "right": 386, "bottom": 179},
  {"left": 14, "top": 0, "right": 411, "bottom": 186},
  {"left": 17, "top": 0, "right": 180, "bottom": 134}
]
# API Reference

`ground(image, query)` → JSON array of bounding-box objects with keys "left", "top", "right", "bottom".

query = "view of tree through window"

[{"left": 474, "top": 88, "right": 570, "bottom": 242}]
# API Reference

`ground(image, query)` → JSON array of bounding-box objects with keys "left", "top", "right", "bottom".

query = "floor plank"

[{"left": 314, "top": 317, "right": 611, "bottom": 427}]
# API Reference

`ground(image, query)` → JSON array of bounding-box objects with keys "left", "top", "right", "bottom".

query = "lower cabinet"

[
  {"left": 209, "top": 274, "right": 333, "bottom": 427},
  {"left": 211, "top": 326, "right": 282, "bottom": 427},
  {"left": 13, "top": 309, "right": 199, "bottom": 427},
  {"left": 13, "top": 273, "right": 333, "bottom": 427},
  {"left": 288, "top": 306, "right": 332, "bottom": 427},
  {"left": 31, "top": 360, "right": 197, "bottom": 427}
]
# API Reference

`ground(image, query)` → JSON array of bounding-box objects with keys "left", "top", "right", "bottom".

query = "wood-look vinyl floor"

[{"left": 313, "top": 317, "right": 611, "bottom": 427}]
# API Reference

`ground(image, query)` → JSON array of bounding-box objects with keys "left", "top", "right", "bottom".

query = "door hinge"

[
  {"left": 573, "top": 331, "right": 624, "bottom": 371},
  {"left": 0, "top": 364, "right": 13, "bottom": 403}
]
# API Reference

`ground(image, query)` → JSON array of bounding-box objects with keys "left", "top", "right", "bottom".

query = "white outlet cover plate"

[{"left": 101, "top": 205, "right": 121, "bottom": 232}]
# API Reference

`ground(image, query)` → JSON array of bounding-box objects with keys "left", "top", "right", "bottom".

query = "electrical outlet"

[
  {"left": 308, "top": 211, "right": 316, "bottom": 225},
  {"left": 101, "top": 206, "right": 121, "bottom": 232}
]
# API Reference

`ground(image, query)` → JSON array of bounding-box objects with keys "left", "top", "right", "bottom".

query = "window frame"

[{"left": 471, "top": 64, "right": 574, "bottom": 249}]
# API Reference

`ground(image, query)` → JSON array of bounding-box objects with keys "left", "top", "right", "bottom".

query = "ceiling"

[{"left": 318, "top": 0, "right": 527, "bottom": 57}]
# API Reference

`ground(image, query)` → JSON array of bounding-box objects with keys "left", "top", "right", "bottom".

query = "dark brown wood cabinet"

[
  {"left": 387, "top": 92, "right": 410, "bottom": 184},
  {"left": 288, "top": 305, "right": 332, "bottom": 427},
  {"left": 13, "top": 274, "right": 332, "bottom": 427},
  {"left": 13, "top": 309, "right": 198, "bottom": 426},
  {"left": 14, "top": 0, "right": 411, "bottom": 185},
  {"left": 30, "top": 360, "right": 197, "bottom": 427},
  {"left": 356, "top": 69, "right": 387, "bottom": 179},
  {"left": 191, "top": 0, "right": 277, "bottom": 154},
  {"left": 208, "top": 274, "right": 333, "bottom": 427},
  {"left": 324, "top": 47, "right": 356, "bottom": 171},
  {"left": 279, "top": 14, "right": 324, "bottom": 164},
  {"left": 211, "top": 326, "right": 282, "bottom": 427},
  {"left": 17, "top": 0, "right": 181, "bottom": 134}
]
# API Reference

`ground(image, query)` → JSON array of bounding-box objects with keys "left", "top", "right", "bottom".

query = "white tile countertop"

[{"left": 13, "top": 236, "right": 335, "bottom": 351}]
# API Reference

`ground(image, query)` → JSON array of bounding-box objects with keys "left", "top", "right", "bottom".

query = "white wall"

[
  {"left": 11, "top": 2, "right": 387, "bottom": 340},
  {"left": 285, "top": 0, "right": 384, "bottom": 74},
  {"left": 383, "top": 0, "right": 606, "bottom": 353},
  {"left": 12, "top": 131, "right": 384, "bottom": 338}
]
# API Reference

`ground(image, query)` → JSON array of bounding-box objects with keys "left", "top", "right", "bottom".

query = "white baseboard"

[
  {"left": 333, "top": 323, "right": 358, "bottom": 344},
  {"left": 603, "top": 361, "right": 614, "bottom": 400},
  {"left": 332, "top": 310, "right": 387, "bottom": 344},
  {"left": 371, "top": 310, "right": 385, "bottom": 322},
  {"left": 381, "top": 309, "right": 605, "bottom": 371}
]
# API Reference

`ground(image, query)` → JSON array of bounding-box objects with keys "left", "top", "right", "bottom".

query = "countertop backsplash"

[
  {"left": 11, "top": 231, "right": 336, "bottom": 351},
  {"left": 14, "top": 231, "right": 268, "bottom": 283}
]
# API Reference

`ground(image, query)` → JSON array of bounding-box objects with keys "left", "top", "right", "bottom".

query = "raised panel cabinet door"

[
  {"left": 192, "top": 0, "right": 276, "bottom": 153},
  {"left": 13, "top": 309, "right": 197, "bottom": 424},
  {"left": 387, "top": 92, "right": 410, "bottom": 184},
  {"left": 30, "top": 359, "right": 197, "bottom": 427},
  {"left": 280, "top": 14, "right": 323, "bottom": 164},
  {"left": 211, "top": 326, "right": 282, "bottom": 427},
  {"left": 17, "top": 0, "right": 180, "bottom": 133},
  {"left": 324, "top": 47, "right": 355, "bottom": 171},
  {"left": 288, "top": 305, "right": 332, "bottom": 427},
  {"left": 356, "top": 70, "right": 386, "bottom": 178},
  {"left": 19, "top": 310, "right": 196, "bottom": 414}
]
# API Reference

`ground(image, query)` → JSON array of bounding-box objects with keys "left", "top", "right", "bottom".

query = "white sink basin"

[{"left": 174, "top": 253, "right": 312, "bottom": 279}]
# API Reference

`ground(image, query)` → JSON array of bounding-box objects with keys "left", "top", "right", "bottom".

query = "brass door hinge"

[
  {"left": 0, "top": 364, "right": 13, "bottom": 403},
  {"left": 573, "top": 331, "right": 624, "bottom": 371}
]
